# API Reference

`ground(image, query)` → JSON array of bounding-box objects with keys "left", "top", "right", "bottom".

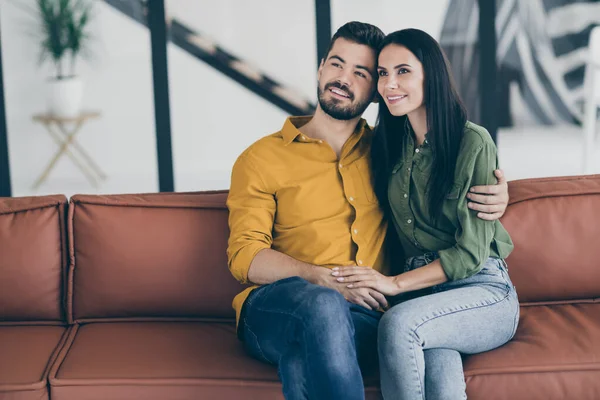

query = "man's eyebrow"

[
  {"left": 329, "top": 55, "right": 345, "bottom": 63},
  {"left": 329, "top": 55, "right": 373, "bottom": 77}
]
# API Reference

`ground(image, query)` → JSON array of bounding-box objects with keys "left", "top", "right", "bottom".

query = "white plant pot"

[{"left": 46, "top": 76, "right": 83, "bottom": 118}]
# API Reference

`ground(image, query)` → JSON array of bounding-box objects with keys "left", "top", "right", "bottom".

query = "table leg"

[
  {"left": 45, "top": 124, "right": 99, "bottom": 187},
  {"left": 32, "top": 121, "right": 95, "bottom": 189}
]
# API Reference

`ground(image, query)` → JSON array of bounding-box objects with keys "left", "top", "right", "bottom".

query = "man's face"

[{"left": 317, "top": 38, "right": 377, "bottom": 120}]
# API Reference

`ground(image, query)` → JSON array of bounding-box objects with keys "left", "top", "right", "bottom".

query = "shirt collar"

[
  {"left": 280, "top": 116, "right": 370, "bottom": 146},
  {"left": 281, "top": 116, "right": 312, "bottom": 145}
]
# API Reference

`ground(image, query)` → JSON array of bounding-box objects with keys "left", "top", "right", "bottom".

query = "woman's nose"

[{"left": 386, "top": 77, "right": 398, "bottom": 89}]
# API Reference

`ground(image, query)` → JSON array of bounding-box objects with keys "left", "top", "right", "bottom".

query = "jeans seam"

[
  {"left": 409, "top": 337, "right": 426, "bottom": 400},
  {"left": 509, "top": 306, "right": 520, "bottom": 341},
  {"left": 244, "top": 323, "right": 272, "bottom": 364},
  {"left": 244, "top": 304, "right": 314, "bottom": 365},
  {"left": 412, "top": 290, "right": 512, "bottom": 335}
]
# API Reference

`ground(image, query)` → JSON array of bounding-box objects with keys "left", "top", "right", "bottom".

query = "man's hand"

[
  {"left": 467, "top": 169, "right": 509, "bottom": 221},
  {"left": 305, "top": 266, "right": 388, "bottom": 310}
]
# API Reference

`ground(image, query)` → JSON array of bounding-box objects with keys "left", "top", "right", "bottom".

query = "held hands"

[
  {"left": 309, "top": 266, "right": 388, "bottom": 310},
  {"left": 332, "top": 267, "right": 404, "bottom": 297}
]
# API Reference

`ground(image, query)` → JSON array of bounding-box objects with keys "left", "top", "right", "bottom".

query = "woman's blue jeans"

[{"left": 378, "top": 254, "right": 520, "bottom": 400}]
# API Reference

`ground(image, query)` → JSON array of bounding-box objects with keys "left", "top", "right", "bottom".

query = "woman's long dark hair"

[{"left": 372, "top": 29, "right": 467, "bottom": 223}]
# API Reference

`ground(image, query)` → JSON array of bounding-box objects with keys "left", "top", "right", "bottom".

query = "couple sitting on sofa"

[{"left": 226, "top": 22, "right": 519, "bottom": 400}]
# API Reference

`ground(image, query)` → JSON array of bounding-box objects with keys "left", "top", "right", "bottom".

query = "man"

[{"left": 227, "top": 22, "right": 509, "bottom": 400}]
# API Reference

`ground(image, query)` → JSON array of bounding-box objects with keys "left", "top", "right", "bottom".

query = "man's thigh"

[{"left": 240, "top": 276, "right": 347, "bottom": 363}]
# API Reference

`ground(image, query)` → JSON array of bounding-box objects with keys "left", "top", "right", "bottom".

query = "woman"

[{"left": 332, "top": 29, "right": 520, "bottom": 399}]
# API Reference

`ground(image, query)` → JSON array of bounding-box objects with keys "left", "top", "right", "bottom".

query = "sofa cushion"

[
  {"left": 68, "top": 193, "right": 246, "bottom": 322},
  {"left": 463, "top": 302, "right": 600, "bottom": 399},
  {"left": 0, "top": 195, "right": 67, "bottom": 323},
  {"left": 503, "top": 175, "right": 600, "bottom": 302},
  {"left": 0, "top": 325, "right": 69, "bottom": 400},
  {"left": 49, "top": 322, "right": 381, "bottom": 400}
]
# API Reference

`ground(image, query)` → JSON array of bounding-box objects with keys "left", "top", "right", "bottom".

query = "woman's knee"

[{"left": 378, "top": 304, "right": 418, "bottom": 344}]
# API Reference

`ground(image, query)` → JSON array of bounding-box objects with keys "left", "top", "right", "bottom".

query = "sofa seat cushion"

[
  {"left": 0, "top": 325, "right": 69, "bottom": 400},
  {"left": 49, "top": 321, "right": 381, "bottom": 400},
  {"left": 464, "top": 302, "right": 600, "bottom": 400}
]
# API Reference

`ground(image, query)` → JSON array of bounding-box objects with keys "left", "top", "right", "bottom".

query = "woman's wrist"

[{"left": 392, "top": 275, "right": 406, "bottom": 295}]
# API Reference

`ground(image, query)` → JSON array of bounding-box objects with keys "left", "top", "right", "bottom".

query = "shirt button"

[
  {"left": 353, "top": 229, "right": 358, "bottom": 234},
  {"left": 301, "top": 135, "right": 306, "bottom": 140},
  {"left": 349, "top": 196, "right": 354, "bottom": 202},
  {"left": 407, "top": 167, "right": 411, "bottom": 171},
  {"left": 404, "top": 194, "right": 408, "bottom": 198},
  {"left": 339, "top": 163, "right": 343, "bottom": 169},
  {"left": 415, "top": 149, "right": 420, "bottom": 153},
  {"left": 358, "top": 260, "right": 363, "bottom": 265},
  {"left": 318, "top": 140, "right": 323, "bottom": 143},
  {"left": 407, "top": 219, "right": 412, "bottom": 224}
]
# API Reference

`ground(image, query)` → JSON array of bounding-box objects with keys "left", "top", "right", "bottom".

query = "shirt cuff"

[
  {"left": 229, "top": 244, "right": 271, "bottom": 284},
  {"left": 438, "top": 247, "right": 476, "bottom": 281}
]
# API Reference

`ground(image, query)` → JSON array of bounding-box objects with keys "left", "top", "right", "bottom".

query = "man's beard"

[{"left": 317, "top": 81, "right": 371, "bottom": 121}]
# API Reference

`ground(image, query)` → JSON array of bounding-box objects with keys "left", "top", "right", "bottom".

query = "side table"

[{"left": 31, "top": 112, "right": 106, "bottom": 189}]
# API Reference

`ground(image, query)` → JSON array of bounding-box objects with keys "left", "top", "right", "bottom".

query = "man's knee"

[
  {"left": 306, "top": 286, "right": 346, "bottom": 313},
  {"left": 299, "top": 287, "right": 351, "bottom": 330}
]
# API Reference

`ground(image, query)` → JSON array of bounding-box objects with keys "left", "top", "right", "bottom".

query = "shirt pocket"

[
  {"left": 391, "top": 160, "right": 404, "bottom": 175},
  {"left": 351, "top": 157, "right": 378, "bottom": 204},
  {"left": 441, "top": 182, "right": 464, "bottom": 226}
]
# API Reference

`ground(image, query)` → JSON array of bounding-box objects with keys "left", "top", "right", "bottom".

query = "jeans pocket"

[
  {"left": 405, "top": 252, "right": 438, "bottom": 272},
  {"left": 477, "top": 259, "right": 502, "bottom": 276}
]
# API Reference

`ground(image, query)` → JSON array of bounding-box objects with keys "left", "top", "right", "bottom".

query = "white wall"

[
  {"left": 165, "top": 0, "right": 315, "bottom": 191},
  {"left": 2, "top": 0, "right": 159, "bottom": 197}
]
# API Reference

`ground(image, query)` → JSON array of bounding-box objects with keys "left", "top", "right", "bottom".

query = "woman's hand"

[{"left": 332, "top": 267, "right": 403, "bottom": 297}]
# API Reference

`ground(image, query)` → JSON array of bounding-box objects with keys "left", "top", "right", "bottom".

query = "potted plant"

[{"left": 34, "top": 0, "right": 93, "bottom": 118}]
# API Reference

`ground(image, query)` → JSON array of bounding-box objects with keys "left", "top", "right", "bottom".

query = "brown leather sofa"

[{"left": 1, "top": 174, "right": 599, "bottom": 400}]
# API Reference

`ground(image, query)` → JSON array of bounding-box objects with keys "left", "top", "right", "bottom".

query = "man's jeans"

[
  {"left": 238, "top": 276, "right": 381, "bottom": 400},
  {"left": 378, "top": 254, "right": 520, "bottom": 400}
]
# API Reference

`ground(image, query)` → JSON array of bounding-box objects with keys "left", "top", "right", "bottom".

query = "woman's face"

[{"left": 377, "top": 44, "right": 425, "bottom": 118}]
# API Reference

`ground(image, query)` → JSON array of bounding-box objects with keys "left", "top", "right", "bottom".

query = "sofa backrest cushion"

[
  {"left": 0, "top": 195, "right": 67, "bottom": 323},
  {"left": 502, "top": 175, "right": 600, "bottom": 303},
  {"left": 68, "top": 192, "right": 246, "bottom": 322}
]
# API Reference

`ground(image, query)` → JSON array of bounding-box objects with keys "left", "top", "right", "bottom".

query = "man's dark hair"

[{"left": 322, "top": 21, "right": 385, "bottom": 62}]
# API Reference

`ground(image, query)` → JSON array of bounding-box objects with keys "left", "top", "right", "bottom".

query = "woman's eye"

[
  {"left": 399, "top": 68, "right": 409, "bottom": 74},
  {"left": 378, "top": 70, "right": 387, "bottom": 77}
]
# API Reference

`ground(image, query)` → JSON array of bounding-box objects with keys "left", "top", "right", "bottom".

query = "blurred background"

[{"left": 0, "top": 0, "right": 598, "bottom": 197}]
